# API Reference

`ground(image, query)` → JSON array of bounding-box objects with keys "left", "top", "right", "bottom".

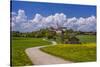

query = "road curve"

[{"left": 25, "top": 40, "right": 72, "bottom": 65}]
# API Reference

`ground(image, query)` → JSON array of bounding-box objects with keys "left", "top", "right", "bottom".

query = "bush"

[{"left": 64, "top": 36, "right": 81, "bottom": 44}]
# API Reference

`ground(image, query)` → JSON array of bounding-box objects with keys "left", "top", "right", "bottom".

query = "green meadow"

[
  {"left": 12, "top": 34, "right": 96, "bottom": 66},
  {"left": 41, "top": 43, "right": 96, "bottom": 62},
  {"left": 76, "top": 35, "right": 96, "bottom": 44},
  {"left": 11, "top": 37, "right": 51, "bottom": 66},
  {"left": 41, "top": 35, "right": 96, "bottom": 62}
]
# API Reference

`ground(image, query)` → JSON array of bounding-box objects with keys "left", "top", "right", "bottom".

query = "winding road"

[{"left": 25, "top": 39, "right": 72, "bottom": 65}]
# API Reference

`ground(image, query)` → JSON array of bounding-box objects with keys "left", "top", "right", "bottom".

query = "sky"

[{"left": 11, "top": 1, "right": 96, "bottom": 32}]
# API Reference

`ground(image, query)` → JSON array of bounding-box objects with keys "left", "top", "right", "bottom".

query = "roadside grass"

[
  {"left": 40, "top": 43, "right": 96, "bottom": 62},
  {"left": 41, "top": 35, "right": 96, "bottom": 62},
  {"left": 12, "top": 37, "right": 51, "bottom": 66},
  {"left": 12, "top": 35, "right": 96, "bottom": 65}
]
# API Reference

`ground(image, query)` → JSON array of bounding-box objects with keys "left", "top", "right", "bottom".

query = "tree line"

[{"left": 11, "top": 28, "right": 96, "bottom": 44}]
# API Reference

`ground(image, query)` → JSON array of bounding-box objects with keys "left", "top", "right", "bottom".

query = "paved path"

[{"left": 25, "top": 40, "right": 72, "bottom": 65}]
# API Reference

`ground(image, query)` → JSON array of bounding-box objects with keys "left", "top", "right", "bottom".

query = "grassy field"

[
  {"left": 12, "top": 35, "right": 96, "bottom": 66},
  {"left": 40, "top": 43, "right": 96, "bottom": 62},
  {"left": 41, "top": 35, "right": 96, "bottom": 62},
  {"left": 11, "top": 37, "right": 51, "bottom": 66},
  {"left": 76, "top": 35, "right": 96, "bottom": 43}
]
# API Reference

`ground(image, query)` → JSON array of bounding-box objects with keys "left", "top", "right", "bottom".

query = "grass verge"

[
  {"left": 40, "top": 43, "right": 96, "bottom": 62},
  {"left": 12, "top": 37, "right": 51, "bottom": 66}
]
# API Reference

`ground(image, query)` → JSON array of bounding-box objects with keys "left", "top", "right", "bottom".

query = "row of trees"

[
  {"left": 12, "top": 29, "right": 54, "bottom": 38},
  {"left": 12, "top": 28, "right": 96, "bottom": 44},
  {"left": 12, "top": 29, "right": 95, "bottom": 38},
  {"left": 12, "top": 28, "right": 74, "bottom": 38}
]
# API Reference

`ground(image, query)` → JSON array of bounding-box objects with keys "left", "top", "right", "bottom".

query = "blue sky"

[
  {"left": 11, "top": 1, "right": 96, "bottom": 32},
  {"left": 11, "top": 1, "right": 96, "bottom": 19}
]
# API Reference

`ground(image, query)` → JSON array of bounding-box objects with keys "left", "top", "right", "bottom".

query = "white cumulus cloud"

[{"left": 11, "top": 9, "right": 96, "bottom": 32}]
